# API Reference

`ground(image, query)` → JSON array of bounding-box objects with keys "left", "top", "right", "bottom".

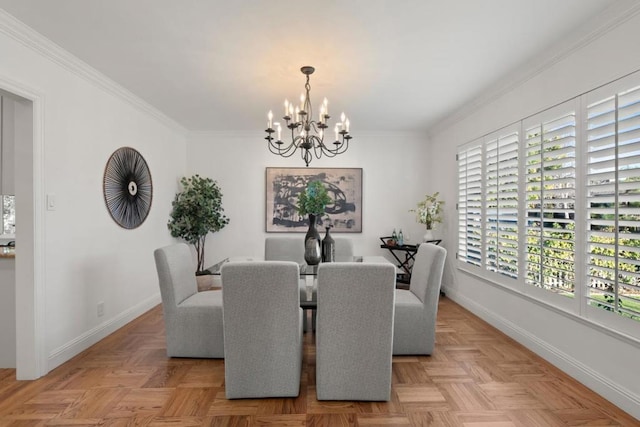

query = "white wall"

[
  {"left": 0, "top": 10, "right": 432, "bottom": 377},
  {"left": 0, "top": 16, "right": 187, "bottom": 374},
  {"left": 428, "top": 11, "right": 640, "bottom": 420},
  {"left": 187, "top": 131, "right": 430, "bottom": 267}
]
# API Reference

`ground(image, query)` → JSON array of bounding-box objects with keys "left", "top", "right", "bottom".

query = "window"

[
  {"left": 586, "top": 84, "right": 640, "bottom": 321},
  {"left": 525, "top": 109, "right": 576, "bottom": 296},
  {"left": 457, "top": 71, "right": 640, "bottom": 331},
  {"left": 457, "top": 127, "right": 520, "bottom": 278},
  {"left": 1, "top": 195, "right": 15, "bottom": 235},
  {"left": 485, "top": 130, "right": 519, "bottom": 278},
  {"left": 457, "top": 143, "right": 483, "bottom": 267}
]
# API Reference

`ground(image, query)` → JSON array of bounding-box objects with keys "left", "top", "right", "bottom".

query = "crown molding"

[
  {"left": 427, "top": 0, "right": 640, "bottom": 138},
  {"left": 0, "top": 9, "right": 187, "bottom": 136},
  {"left": 187, "top": 129, "right": 428, "bottom": 141}
]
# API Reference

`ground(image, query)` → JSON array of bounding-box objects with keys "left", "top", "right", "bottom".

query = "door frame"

[{"left": 1, "top": 77, "right": 46, "bottom": 379}]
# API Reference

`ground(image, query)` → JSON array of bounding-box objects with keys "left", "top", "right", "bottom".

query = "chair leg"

[
  {"left": 303, "top": 309, "right": 317, "bottom": 332},
  {"left": 302, "top": 310, "right": 308, "bottom": 332}
]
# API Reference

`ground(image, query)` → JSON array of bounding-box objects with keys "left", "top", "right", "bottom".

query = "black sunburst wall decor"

[{"left": 103, "top": 147, "right": 153, "bottom": 229}]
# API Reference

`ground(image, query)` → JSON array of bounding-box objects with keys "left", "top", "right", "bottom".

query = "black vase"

[
  {"left": 304, "top": 213, "right": 322, "bottom": 265},
  {"left": 322, "top": 226, "right": 335, "bottom": 262}
]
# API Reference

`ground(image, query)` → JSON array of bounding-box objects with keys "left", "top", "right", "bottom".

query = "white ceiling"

[{"left": 0, "top": 0, "right": 625, "bottom": 133}]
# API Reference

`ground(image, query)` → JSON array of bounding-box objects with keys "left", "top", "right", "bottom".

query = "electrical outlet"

[{"left": 97, "top": 301, "right": 104, "bottom": 317}]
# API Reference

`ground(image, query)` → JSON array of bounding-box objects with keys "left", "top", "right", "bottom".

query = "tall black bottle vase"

[
  {"left": 322, "top": 226, "right": 335, "bottom": 262},
  {"left": 304, "top": 213, "right": 322, "bottom": 265}
]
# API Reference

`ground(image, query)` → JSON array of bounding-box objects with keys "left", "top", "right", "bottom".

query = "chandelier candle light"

[{"left": 265, "top": 66, "right": 353, "bottom": 167}]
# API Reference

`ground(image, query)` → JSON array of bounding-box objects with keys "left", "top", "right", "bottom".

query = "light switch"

[{"left": 47, "top": 194, "right": 56, "bottom": 211}]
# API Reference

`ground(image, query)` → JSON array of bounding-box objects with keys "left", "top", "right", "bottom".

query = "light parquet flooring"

[{"left": 0, "top": 297, "right": 637, "bottom": 426}]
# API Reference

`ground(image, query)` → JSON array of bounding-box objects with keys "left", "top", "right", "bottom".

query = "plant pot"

[
  {"left": 196, "top": 274, "right": 214, "bottom": 292},
  {"left": 423, "top": 229, "right": 434, "bottom": 242}
]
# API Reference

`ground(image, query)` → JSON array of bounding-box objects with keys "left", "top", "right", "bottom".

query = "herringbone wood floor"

[{"left": 0, "top": 297, "right": 637, "bottom": 426}]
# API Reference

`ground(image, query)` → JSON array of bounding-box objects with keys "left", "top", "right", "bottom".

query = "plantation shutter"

[
  {"left": 485, "top": 131, "right": 519, "bottom": 278},
  {"left": 458, "top": 143, "right": 483, "bottom": 267},
  {"left": 525, "top": 108, "right": 576, "bottom": 295},
  {"left": 586, "top": 84, "right": 640, "bottom": 319}
]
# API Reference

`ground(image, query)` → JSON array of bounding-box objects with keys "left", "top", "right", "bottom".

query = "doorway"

[
  {"left": 0, "top": 82, "right": 45, "bottom": 379},
  {"left": 0, "top": 95, "right": 16, "bottom": 369}
]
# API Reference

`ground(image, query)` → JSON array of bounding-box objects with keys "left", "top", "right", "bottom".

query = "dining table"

[{"left": 204, "top": 255, "right": 394, "bottom": 310}]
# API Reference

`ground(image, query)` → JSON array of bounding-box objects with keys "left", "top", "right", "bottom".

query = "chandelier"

[{"left": 265, "top": 66, "right": 352, "bottom": 167}]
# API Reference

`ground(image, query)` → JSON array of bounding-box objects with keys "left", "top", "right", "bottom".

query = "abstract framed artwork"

[{"left": 266, "top": 167, "right": 363, "bottom": 233}]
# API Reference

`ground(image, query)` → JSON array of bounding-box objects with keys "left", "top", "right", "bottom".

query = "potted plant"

[
  {"left": 410, "top": 192, "right": 444, "bottom": 242},
  {"left": 167, "top": 175, "right": 230, "bottom": 275},
  {"left": 296, "top": 180, "right": 331, "bottom": 265}
]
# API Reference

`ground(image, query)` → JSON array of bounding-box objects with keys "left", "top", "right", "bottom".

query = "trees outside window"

[{"left": 457, "top": 73, "right": 640, "bottom": 332}]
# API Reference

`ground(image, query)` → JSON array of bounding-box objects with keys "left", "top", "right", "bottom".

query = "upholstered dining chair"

[
  {"left": 221, "top": 261, "right": 303, "bottom": 398},
  {"left": 153, "top": 243, "right": 224, "bottom": 358},
  {"left": 314, "top": 236, "right": 355, "bottom": 326},
  {"left": 264, "top": 236, "right": 354, "bottom": 263},
  {"left": 264, "top": 236, "right": 309, "bottom": 316},
  {"left": 315, "top": 262, "right": 396, "bottom": 401},
  {"left": 333, "top": 237, "right": 355, "bottom": 262},
  {"left": 264, "top": 236, "right": 305, "bottom": 264},
  {"left": 264, "top": 236, "right": 355, "bottom": 330},
  {"left": 393, "top": 243, "right": 447, "bottom": 355}
]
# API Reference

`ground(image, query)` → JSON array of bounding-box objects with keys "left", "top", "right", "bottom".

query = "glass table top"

[
  {"left": 205, "top": 259, "right": 326, "bottom": 277},
  {"left": 204, "top": 256, "right": 370, "bottom": 276}
]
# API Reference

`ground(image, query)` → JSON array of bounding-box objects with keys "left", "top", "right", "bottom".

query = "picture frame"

[{"left": 266, "top": 167, "right": 363, "bottom": 233}]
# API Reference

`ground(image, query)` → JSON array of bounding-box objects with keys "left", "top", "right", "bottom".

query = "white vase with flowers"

[{"left": 410, "top": 192, "right": 444, "bottom": 242}]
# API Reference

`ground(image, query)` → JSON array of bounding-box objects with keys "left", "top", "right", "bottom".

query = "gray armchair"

[
  {"left": 264, "top": 237, "right": 311, "bottom": 329},
  {"left": 333, "top": 237, "right": 355, "bottom": 262},
  {"left": 264, "top": 236, "right": 305, "bottom": 264},
  {"left": 393, "top": 243, "right": 447, "bottom": 355},
  {"left": 264, "top": 236, "right": 355, "bottom": 331},
  {"left": 315, "top": 262, "right": 396, "bottom": 401},
  {"left": 264, "top": 236, "right": 354, "bottom": 264},
  {"left": 153, "top": 243, "right": 224, "bottom": 358},
  {"left": 221, "top": 261, "right": 303, "bottom": 398}
]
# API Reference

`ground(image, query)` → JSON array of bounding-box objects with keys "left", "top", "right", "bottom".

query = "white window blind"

[
  {"left": 586, "top": 85, "right": 640, "bottom": 321},
  {"left": 457, "top": 70, "right": 640, "bottom": 330},
  {"left": 458, "top": 143, "right": 483, "bottom": 267},
  {"left": 485, "top": 132, "right": 519, "bottom": 278},
  {"left": 524, "top": 110, "right": 576, "bottom": 296}
]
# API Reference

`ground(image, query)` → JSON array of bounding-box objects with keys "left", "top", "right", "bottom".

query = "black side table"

[{"left": 379, "top": 236, "right": 442, "bottom": 285}]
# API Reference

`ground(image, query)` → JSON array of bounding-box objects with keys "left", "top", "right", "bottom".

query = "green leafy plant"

[
  {"left": 296, "top": 180, "right": 331, "bottom": 216},
  {"left": 410, "top": 192, "right": 444, "bottom": 229},
  {"left": 168, "top": 175, "right": 229, "bottom": 273}
]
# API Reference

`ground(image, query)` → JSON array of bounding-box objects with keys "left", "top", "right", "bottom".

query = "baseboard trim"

[
  {"left": 47, "top": 293, "right": 161, "bottom": 372},
  {"left": 445, "top": 287, "right": 640, "bottom": 420}
]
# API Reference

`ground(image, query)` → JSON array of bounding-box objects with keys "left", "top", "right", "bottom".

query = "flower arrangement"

[
  {"left": 296, "top": 180, "right": 332, "bottom": 216},
  {"left": 410, "top": 192, "right": 444, "bottom": 229}
]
